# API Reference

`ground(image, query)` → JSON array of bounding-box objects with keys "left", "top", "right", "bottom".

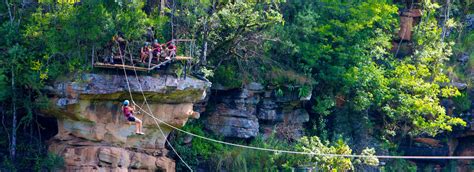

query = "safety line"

[
  {"left": 119, "top": 42, "right": 474, "bottom": 161},
  {"left": 133, "top": 105, "right": 474, "bottom": 160},
  {"left": 118, "top": 2, "right": 474, "bottom": 162},
  {"left": 118, "top": 44, "right": 193, "bottom": 171},
  {"left": 128, "top": 55, "right": 193, "bottom": 171}
]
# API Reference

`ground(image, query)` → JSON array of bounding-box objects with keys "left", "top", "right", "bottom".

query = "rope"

[
  {"left": 117, "top": 40, "right": 474, "bottom": 161},
  {"left": 118, "top": 42, "right": 193, "bottom": 171},
  {"left": 115, "top": 2, "right": 474, "bottom": 163},
  {"left": 133, "top": 105, "right": 474, "bottom": 160}
]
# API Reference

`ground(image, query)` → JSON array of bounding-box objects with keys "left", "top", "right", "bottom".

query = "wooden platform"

[
  {"left": 175, "top": 56, "right": 192, "bottom": 60},
  {"left": 93, "top": 62, "right": 150, "bottom": 72},
  {"left": 94, "top": 56, "right": 192, "bottom": 71}
]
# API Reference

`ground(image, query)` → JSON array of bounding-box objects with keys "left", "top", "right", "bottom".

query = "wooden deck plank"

[
  {"left": 175, "top": 56, "right": 192, "bottom": 60},
  {"left": 94, "top": 62, "right": 150, "bottom": 72}
]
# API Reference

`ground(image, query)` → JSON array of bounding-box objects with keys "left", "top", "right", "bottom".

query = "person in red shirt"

[
  {"left": 160, "top": 44, "right": 168, "bottom": 60},
  {"left": 122, "top": 100, "right": 144, "bottom": 135},
  {"left": 152, "top": 39, "right": 161, "bottom": 62},
  {"left": 140, "top": 42, "right": 152, "bottom": 63},
  {"left": 166, "top": 41, "right": 177, "bottom": 60}
]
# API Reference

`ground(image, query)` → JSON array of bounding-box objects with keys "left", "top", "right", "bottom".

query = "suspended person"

[
  {"left": 152, "top": 39, "right": 162, "bottom": 62},
  {"left": 122, "top": 100, "right": 145, "bottom": 135},
  {"left": 140, "top": 42, "right": 152, "bottom": 63}
]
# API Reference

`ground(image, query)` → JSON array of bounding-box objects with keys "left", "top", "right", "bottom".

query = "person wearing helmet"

[
  {"left": 160, "top": 44, "right": 168, "bottom": 60},
  {"left": 165, "top": 40, "right": 177, "bottom": 60},
  {"left": 122, "top": 100, "right": 144, "bottom": 135},
  {"left": 140, "top": 42, "right": 152, "bottom": 63},
  {"left": 152, "top": 39, "right": 161, "bottom": 62}
]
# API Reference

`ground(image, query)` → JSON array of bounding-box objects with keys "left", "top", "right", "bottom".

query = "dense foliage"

[{"left": 0, "top": 0, "right": 472, "bottom": 171}]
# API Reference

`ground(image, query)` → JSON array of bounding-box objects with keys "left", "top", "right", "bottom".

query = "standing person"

[
  {"left": 122, "top": 100, "right": 145, "bottom": 135},
  {"left": 114, "top": 32, "right": 127, "bottom": 55},
  {"left": 146, "top": 27, "right": 155, "bottom": 42}
]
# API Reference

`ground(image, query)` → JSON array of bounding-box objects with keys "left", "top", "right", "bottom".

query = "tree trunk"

[
  {"left": 159, "top": 0, "right": 165, "bottom": 16},
  {"left": 10, "top": 67, "right": 16, "bottom": 162},
  {"left": 5, "top": 0, "right": 13, "bottom": 23},
  {"left": 145, "top": 0, "right": 159, "bottom": 15},
  {"left": 201, "top": 18, "right": 208, "bottom": 66},
  {"left": 200, "top": 0, "right": 217, "bottom": 66}
]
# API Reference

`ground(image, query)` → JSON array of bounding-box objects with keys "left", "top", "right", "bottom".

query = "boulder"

[
  {"left": 246, "top": 82, "right": 264, "bottom": 92},
  {"left": 207, "top": 115, "right": 259, "bottom": 138},
  {"left": 453, "top": 82, "right": 468, "bottom": 90}
]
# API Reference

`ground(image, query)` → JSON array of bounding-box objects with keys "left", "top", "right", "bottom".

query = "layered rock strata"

[
  {"left": 206, "top": 83, "right": 310, "bottom": 139},
  {"left": 44, "top": 73, "right": 210, "bottom": 171}
]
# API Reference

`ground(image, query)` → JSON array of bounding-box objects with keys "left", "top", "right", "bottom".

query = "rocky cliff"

[
  {"left": 204, "top": 83, "right": 311, "bottom": 140},
  {"left": 43, "top": 73, "right": 210, "bottom": 171}
]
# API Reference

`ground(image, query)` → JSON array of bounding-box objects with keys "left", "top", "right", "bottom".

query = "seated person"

[
  {"left": 122, "top": 100, "right": 144, "bottom": 135},
  {"left": 166, "top": 41, "right": 177, "bottom": 60},
  {"left": 140, "top": 42, "right": 152, "bottom": 63},
  {"left": 160, "top": 44, "right": 168, "bottom": 60},
  {"left": 152, "top": 39, "right": 161, "bottom": 62}
]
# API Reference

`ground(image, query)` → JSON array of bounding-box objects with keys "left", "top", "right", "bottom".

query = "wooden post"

[
  {"left": 148, "top": 51, "right": 152, "bottom": 69},
  {"left": 91, "top": 45, "right": 95, "bottom": 68},
  {"left": 183, "top": 60, "right": 187, "bottom": 80}
]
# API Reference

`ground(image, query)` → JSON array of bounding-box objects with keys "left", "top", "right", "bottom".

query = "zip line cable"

[
  {"left": 117, "top": 52, "right": 474, "bottom": 160},
  {"left": 117, "top": 43, "right": 193, "bottom": 171},
  {"left": 127, "top": 50, "right": 193, "bottom": 172},
  {"left": 132, "top": 103, "right": 474, "bottom": 160},
  {"left": 117, "top": 1, "right": 474, "bottom": 163},
  {"left": 118, "top": 53, "right": 474, "bottom": 161}
]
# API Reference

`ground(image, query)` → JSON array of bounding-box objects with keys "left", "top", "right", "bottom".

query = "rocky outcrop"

[
  {"left": 44, "top": 73, "right": 210, "bottom": 171},
  {"left": 205, "top": 83, "right": 310, "bottom": 139}
]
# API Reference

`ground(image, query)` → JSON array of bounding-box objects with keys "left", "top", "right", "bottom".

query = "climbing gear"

[{"left": 123, "top": 100, "right": 129, "bottom": 106}]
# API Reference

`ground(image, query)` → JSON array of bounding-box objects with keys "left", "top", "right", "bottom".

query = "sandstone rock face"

[
  {"left": 44, "top": 73, "right": 210, "bottom": 171},
  {"left": 205, "top": 83, "right": 311, "bottom": 139}
]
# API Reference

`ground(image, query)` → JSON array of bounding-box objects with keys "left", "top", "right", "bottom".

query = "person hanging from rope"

[
  {"left": 140, "top": 42, "right": 152, "bottom": 63},
  {"left": 122, "top": 100, "right": 145, "bottom": 135},
  {"left": 152, "top": 39, "right": 161, "bottom": 62}
]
